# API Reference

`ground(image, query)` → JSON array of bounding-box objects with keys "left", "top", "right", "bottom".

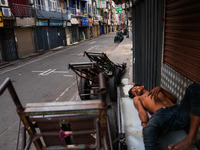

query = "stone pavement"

[
  {"left": 114, "top": 34, "right": 197, "bottom": 150},
  {"left": 108, "top": 34, "right": 146, "bottom": 150}
]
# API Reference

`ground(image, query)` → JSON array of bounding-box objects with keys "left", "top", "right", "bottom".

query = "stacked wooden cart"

[{"left": 0, "top": 51, "right": 126, "bottom": 150}]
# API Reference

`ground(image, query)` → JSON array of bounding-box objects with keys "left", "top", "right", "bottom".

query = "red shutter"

[{"left": 164, "top": 0, "right": 200, "bottom": 83}]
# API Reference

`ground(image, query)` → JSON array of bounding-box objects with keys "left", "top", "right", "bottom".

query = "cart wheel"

[
  {"left": 78, "top": 78, "right": 90, "bottom": 100},
  {"left": 114, "top": 37, "right": 117, "bottom": 43},
  {"left": 115, "top": 68, "right": 121, "bottom": 85},
  {"left": 120, "top": 36, "right": 124, "bottom": 42},
  {"left": 108, "top": 76, "right": 117, "bottom": 102},
  {"left": 107, "top": 105, "right": 118, "bottom": 150}
]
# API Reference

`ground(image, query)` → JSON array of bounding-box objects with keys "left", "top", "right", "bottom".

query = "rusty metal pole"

[
  {"left": 0, "top": 78, "right": 43, "bottom": 150},
  {"left": 98, "top": 72, "right": 107, "bottom": 106}
]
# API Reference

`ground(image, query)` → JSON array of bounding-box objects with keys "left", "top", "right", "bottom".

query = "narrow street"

[{"left": 0, "top": 32, "right": 125, "bottom": 150}]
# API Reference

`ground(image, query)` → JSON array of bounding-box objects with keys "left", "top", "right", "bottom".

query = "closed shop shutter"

[
  {"left": 35, "top": 27, "right": 49, "bottom": 51},
  {"left": 48, "top": 27, "right": 66, "bottom": 49},
  {"left": 0, "top": 28, "right": 17, "bottom": 61},
  {"left": 132, "top": 0, "right": 164, "bottom": 91},
  {"left": 164, "top": 0, "right": 200, "bottom": 83},
  {"left": 71, "top": 25, "right": 79, "bottom": 43}
]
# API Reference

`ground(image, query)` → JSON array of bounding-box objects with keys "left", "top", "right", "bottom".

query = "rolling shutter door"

[{"left": 164, "top": 0, "right": 200, "bottom": 84}]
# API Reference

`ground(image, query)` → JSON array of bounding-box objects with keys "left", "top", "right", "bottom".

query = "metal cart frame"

[{"left": 0, "top": 78, "right": 116, "bottom": 150}]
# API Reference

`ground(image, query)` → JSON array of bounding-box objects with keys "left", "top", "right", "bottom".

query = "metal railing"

[
  {"left": 35, "top": 4, "right": 67, "bottom": 13},
  {"left": 10, "top": 3, "right": 34, "bottom": 17},
  {"left": 69, "top": 8, "right": 87, "bottom": 16},
  {"left": 9, "top": 3, "right": 88, "bottom": 18}
]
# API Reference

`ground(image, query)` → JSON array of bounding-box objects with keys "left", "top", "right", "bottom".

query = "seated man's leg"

[
  {"left": 169, "top": 83, "right": 200, "bottom": 150},
  {"left": 143, "top": 125, "right": 160, "bottom": 150},
  {"left": 189, "top": 83, "right": 200, "bottom": 116},
  {"left": 143, "top": 107, "right": 177, "bottom": 150},
  {"left": 168, "top": 115, "right": 200, "bottom": 150}
]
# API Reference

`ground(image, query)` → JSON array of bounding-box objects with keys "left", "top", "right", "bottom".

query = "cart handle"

[{"left": 0, "top": 78, "right": 24, "bottom": 110}]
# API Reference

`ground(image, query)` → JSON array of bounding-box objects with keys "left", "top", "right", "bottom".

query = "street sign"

[
  {"left": 117, "top": 11, "right": 122, "bottom": 14},
  {"left": 115, "top": 8, "right": 122, "bottom": 14},
  {"left": 115, "top": 8, "right": 122, "bottom": 11}
]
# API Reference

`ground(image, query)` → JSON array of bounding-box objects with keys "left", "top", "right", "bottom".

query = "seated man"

[{"left": 128, "top": 83, "right": 200, "bottom": 150}]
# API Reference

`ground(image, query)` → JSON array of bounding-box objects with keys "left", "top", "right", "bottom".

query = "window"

[{"left": 50, "top": 0, "right": 57, "bottom": 11}]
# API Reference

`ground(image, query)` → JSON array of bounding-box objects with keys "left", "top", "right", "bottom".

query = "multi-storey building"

[
  {"left": 0, "top": 0, "right": 115, "bottom": 63},
  {"left": 0, "top": 0, "right": 16, "bottom": 62}
]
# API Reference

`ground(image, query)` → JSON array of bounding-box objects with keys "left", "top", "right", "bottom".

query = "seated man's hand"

[
  {"left": 168, "top": 137, "right": 194, "bottom": 150},
  {"left": 148, "top": 86, "right": 161, "bottom": 100}
]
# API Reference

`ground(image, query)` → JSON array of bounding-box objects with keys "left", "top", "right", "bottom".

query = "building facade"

[{"left": 0, "top": 0, "right": 117, "bottom": 62}]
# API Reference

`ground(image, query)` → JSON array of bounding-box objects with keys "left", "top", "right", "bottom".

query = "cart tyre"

[
  {"left": 114, "top": 37, "right": 117, "bottom": 43},
  {"left": 108, "top": 76, "right": 117, "bottom": 102},
  {"left": 115, "top": 68, "right": 121, "bottom": 85},
  {"left": 78, "top": 78, "right": 90, "bottom": 100},
  {"left": 107, "top": 105, "right": 118, "bottom": 150}
]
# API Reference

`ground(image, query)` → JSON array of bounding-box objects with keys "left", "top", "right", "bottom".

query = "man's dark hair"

[{"left": 128, "top": 84, "right": 141, "bottom": 98}]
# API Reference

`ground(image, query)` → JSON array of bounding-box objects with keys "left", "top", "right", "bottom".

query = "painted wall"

[
  {"left": 15, "top": 28, "right": 35, "bottom": 58},
  {"left": 65, "top": 26, "right": 71, "bottom": 45}
]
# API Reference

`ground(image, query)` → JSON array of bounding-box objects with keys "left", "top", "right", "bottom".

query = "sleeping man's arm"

[
  {"left": 148, "top": 86, "right": 177, "bottom": 104},
  {"left": 133, "top": 97, "right": 149, "bottom": 128}
]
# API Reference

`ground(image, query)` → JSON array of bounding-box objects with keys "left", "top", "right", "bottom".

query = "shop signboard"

[
  {"left": 0, "top": 11, "right": 3, "bottom": 27},
  {"left": 88, "top": 18, "right": 92, "bottom": 27},
  {"left": 36, "top": 19, "right": 48, "bottom": 26},
  {"left": 82, "top": 18, "right": 88, "bottom": 26},
  {"left": 93, "top": 20, "right": 99, "bottom": 25},
  {"left": 49, "top": 20, "right": 63, "bottom": 26},
  {"left": 71, "top": 18, "right": 80, "bottom": 24},
  {"left": 67, "top": 21, "right": 71, "bottom": 26},
  {"left": 101, "top": 0, "right": 106, "bottom": 8},
  {"left": 82, "top": 7, "right": 87, "bottom": 16},
  {"left": 96, "top": 0, "right": 100, "bottom": 8},
  {"left": 96, "top": 0, "right": 106, "bottom": 8}
]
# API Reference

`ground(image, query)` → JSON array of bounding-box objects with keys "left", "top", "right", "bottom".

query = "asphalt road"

[{"left": 0, "top": 32, "right": 120, "bottom": 150}]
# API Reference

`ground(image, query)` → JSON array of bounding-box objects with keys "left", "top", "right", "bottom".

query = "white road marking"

[
  {"left": 63, "top": 75, "right": 74, "bottom": 77},
  {"left": 89, "top": 41, "right": 96, "bottom": 44},
  {"left": 39, "top": 69, "right": 54, "bottom": 76},
  {"left": 54, "top": 71, "right": 69, "bottom": 73},
  {"left": 0, "top": 121, "right": 18, "bottom": 136},
  {"left": 44, "top": 69, "right": 56, "bottom": 76},
  {"left": 32, "top": 69, "right": 71, "bottom": 76},
  {"left": 77, "top": 53, "right": 83, "bottom": 56},
  {"left": 0, "top": 38, "right": 97, "bottom": 75},
  {"left": 55, "top": 81, "right": 76, "bottom": 101},
  {"left": 87, "top": 45, "right": 98, "bottom": 51}
]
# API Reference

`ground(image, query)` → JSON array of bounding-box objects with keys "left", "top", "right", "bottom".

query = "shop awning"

[{"left": 70, "top": 18, "right": 80, "bottom": 24}]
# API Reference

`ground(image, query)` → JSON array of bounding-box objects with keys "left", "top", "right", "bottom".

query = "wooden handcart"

[{"left": 0, "top": 78, "right": 118, "bottom": 150}]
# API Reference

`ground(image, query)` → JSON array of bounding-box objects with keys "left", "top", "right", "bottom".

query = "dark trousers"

[{"left": 143, "top": 83, "right": 200, "bottom": 150}]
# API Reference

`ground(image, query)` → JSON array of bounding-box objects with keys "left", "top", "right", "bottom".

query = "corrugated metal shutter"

[
  {"left": 164, "top": 0, "right": 200, "bottom": 84},
  {"left": 35, "top": 27, "right": 49, "bottom": 51},
  {"left": 0, "top": 28, "right": 18, "bottom": 61},
  {"left": 132, "top": 0, "right": 164, "bottom": 91}
]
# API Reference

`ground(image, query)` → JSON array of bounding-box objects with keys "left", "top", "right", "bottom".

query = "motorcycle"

[{"left": 114, "top": 30, "right": 124, "bottom": 43}]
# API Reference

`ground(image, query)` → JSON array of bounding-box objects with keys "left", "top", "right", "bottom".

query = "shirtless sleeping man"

[{"left": 128, "top": 83, "right": 200, "bottom": 150}]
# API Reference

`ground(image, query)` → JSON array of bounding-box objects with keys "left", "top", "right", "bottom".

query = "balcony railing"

[
  {"left": 9, "top": 3, "right": 70, "bottom": 20},
  {"left": 35, "top": 4, "right": 69, "bottom": 20},
  {"left": 10, "top": 3, "right": 34, "bottom": 17},
  {"left": 35, "top": 4, "right": 67, "bottom": 13},
  {"left": 69, "top": 8, "right": 87, "bottom": 16}
]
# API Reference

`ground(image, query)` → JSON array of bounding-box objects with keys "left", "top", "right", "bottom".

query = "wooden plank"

[
  {"left": 24, "top": 104, "right": 104, "bottom": 115},
  {"left": 44, "top": 144, "right": 97, "bottom": 149},
  {"left": 25, "top": 100, "right": 102, "bottom": 108},
  {"left": 29, "top": 113, "right": 99, "bottom": 122}
]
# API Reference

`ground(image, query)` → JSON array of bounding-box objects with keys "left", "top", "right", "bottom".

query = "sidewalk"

[
  {"left": 114, "top": 34, "right": 197, "bottom": 150},
  {"left": 109, "top": 34, "right": 146, "bottom": 149}
]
